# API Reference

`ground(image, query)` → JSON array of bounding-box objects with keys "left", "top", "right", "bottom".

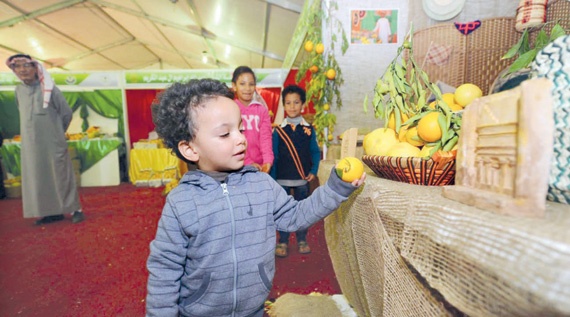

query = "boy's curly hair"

[{"left": 152, "top": 78, "right": 233, "bottom": 162}]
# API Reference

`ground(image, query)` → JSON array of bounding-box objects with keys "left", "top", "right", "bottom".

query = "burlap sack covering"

[
  {"left": 319, "top": 161, "right": 570, "bottom": 316},
  {"left": 266, "top": 293, "right": 342, "bottom": 317}
]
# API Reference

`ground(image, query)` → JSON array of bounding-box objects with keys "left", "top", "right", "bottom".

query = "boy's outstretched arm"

[{"left": 272, "top": 166, "right": 365, "bottom": 232}]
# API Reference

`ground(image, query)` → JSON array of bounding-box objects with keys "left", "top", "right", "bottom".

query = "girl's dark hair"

[
  {"left": 151, "top": 78, "right": 233, "bottom": 162},
  {"left": 281, "top": 84, "right": 306, "bottom": 104},
  {"left": 231, "top": 66, "right": 256, "bottom": 83}
]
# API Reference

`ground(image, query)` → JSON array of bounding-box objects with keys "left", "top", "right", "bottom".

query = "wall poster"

[{"left": 351, "top": 9, "right": 398, "bottom": 45}]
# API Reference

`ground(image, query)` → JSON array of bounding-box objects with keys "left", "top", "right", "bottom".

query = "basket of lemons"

[{"left": 363, "top": 29, "right": 482, "bottom": 185}]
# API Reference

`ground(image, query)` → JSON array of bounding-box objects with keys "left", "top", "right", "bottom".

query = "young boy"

[
  {"left": 271, "top": 85, "right": 321, "bottom": 257},
  {"left": 146, "top": 78, "right": 365, "bottom": 317}
]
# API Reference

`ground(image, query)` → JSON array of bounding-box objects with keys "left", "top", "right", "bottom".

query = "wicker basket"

[{"left": 362, "top": 151, "right": 456, "bottom": 186}]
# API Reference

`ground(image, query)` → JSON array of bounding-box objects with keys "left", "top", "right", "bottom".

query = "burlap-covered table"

[{"left": 318, "top": 160, "right": 570, "bottom": 317}]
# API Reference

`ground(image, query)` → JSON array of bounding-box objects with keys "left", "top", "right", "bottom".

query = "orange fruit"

[
  {"left": 327, "top": 134, "right": 334, "bottom": 141},
  {"left": 325, "top": 69, "right": 336, "bottom": 80},
  {"left": 454, "top": 83, "right": 482, "bottom": 107},
  {"left": 304, "top": 40, "right": 314, "bottom": 52},
  {"left": 387, "top": 112, "right": 409, "bottom": 130},
  {"left": 404, "top": 126, "right": 425, "bottom": 147},
  {"left": 315, "top": 43, "right": 325, "bottom": 54},
  {"left": 417, "top": 112, "right": 443, "bottom": 142},
  {"left": 309, "top": 65, "right": 319, "bottom": 73},
  {"left": 335, "top": 157, "right": 365, "bottom": 182},
  {"left": 323, "top": 103, "right": 330, "bottom": 111}
]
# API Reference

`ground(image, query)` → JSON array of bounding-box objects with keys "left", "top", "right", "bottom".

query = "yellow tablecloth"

[{"left": 128, "top": 148, "right": 188, "bottom": 184}]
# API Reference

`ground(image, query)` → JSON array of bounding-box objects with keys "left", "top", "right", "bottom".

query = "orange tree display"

[{"left": 295, "top": 0, "right": 348, "bottom": 146}]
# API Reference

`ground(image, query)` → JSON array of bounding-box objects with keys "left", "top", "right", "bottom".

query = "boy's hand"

[
  {"left": 351, "top": 172, "right": 366, "bottom": 187},
  {"left": 305, "top": 173, "right": 315, "bottom": 182}
]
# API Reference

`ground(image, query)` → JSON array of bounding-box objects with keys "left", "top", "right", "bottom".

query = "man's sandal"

[
  {"left": 275, "top": 243, "right": 288, "bottom": 257},
  {"left": 298, "top": 241, "right": 312, "bottom": 254}
]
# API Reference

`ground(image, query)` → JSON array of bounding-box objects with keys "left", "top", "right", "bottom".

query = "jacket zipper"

[{"left": 221, "top": 182, "right": 238, "bottom": 317}]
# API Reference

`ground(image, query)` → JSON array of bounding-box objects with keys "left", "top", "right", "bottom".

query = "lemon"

[
  {"left": 404, "top": 126, "right": 425, "bottom": 147},
  {"left": 335, "top": 157, "right": 365, "bottom": 182},
  {"left": 315, "top": 43, "right": 325, "bottom": 54},
  {"left": 398, "top": 125, "right": 409, "bottom": 142},
  {"left": 386, "top": 142, "right": 421, "bottom": 157},
  {"left": 363, "top": 128, "right": 398, "bottom": 156},
  {"left": 325, "top": 69, "right": 336, "bottom": 80},
  {"left": 327, "top": 134, "right": 334, "bottom": 141},
  {"left": 304, "top": 40, "right": 314, "bottom": 52},
  {"left": 417, "top": 112, "right": 443, "bottom": 143},
  {"left": 387, "top": 112, "right": 409, "bottom": 131},
  {"left": 449, "top": 103, "right": 463, "bottom": 112},
  {"left": 323, "top": 103, "right": 330, "bottom": 111},
  {"left": 454, "top": 83, "right": 482, "bottom": 107},
  {"left": 418, "top": 145, "right": 435, "bottom": 158}
]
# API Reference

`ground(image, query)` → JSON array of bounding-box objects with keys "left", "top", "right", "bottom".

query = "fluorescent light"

[{"left": 225, "top": 45, "right": 231, "bottom": 58}]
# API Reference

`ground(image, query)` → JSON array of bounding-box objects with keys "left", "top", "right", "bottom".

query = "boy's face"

[
  {"left": 284, "top": 92, "right": 304, "bottom": 118},
  {"left": 179, "top": 97, "right": 247, "bottom": 172},
  {"left": 231, "top": 73, "right": 255, "bottom": 105}
]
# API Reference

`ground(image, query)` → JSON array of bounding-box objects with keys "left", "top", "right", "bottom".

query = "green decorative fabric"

[
  {"left": 65, "top": 90, "right": 125, "bottom": 138},
  {"left": 67, "top": 138, "right": 123, "bottom": 172},
  {"left": 0, "top": 138, "right": 122, "bottom": 176},
  {"left": 0, "top": 143, "right": 22, "bottom": 176},
  {"left": 0, "top": 89, "right": 124, "bottom": 139},
  {"left": 0, "top": 91, "right": 20, "bottom": 138}
]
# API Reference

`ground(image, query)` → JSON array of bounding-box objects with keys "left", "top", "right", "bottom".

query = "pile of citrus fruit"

[
  {"left": 366, "top": 29, "right": 486, "bottom": 160},
  {"left": 364, "top": 83, "right": 483, "bottom": 159}
]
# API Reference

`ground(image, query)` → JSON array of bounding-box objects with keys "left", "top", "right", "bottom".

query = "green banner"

[
  {"left": 124, "top": 70, "right": 280, "bottom": 86},
  {"left": 51, "top": 73, "right": 90, "bottom": 86},
  {"left": 0, "top": 73, "right": 19, "bottom": 86}
]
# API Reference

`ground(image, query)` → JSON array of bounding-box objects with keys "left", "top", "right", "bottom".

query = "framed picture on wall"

[{"left": 350, "top": 9, "right": 398, "bottom": 45}]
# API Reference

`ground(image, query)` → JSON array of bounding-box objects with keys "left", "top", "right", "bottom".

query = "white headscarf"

[{"left": 6, "top": 54, "right": 54, "bottom": 108}]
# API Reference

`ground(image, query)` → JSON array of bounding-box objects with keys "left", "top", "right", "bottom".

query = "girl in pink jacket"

[{"left": 231, "top": 66, "right": 274, "bottom": 173}]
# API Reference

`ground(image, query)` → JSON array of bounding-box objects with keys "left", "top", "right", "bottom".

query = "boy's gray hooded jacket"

[{"left": 146, "top": 166, "right": 357, "bottom": 317}]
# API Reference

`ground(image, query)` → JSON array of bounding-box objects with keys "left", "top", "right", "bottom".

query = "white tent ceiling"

[{"left": 0, "top": 0, "right": 305, "bottom": 72}]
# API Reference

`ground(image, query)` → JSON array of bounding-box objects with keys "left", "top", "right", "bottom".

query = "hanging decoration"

[{"left": 295, "top": 0, "right": 348, "bottom": 147}]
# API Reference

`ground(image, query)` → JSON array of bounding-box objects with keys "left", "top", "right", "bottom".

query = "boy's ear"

[{"left": 178, "top": 140, "right": 199, "bottom": 163}]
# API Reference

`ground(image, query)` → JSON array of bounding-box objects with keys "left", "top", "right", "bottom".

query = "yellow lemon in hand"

[{"left": 336, "top": 157, "right": 365, "bottom": 182}]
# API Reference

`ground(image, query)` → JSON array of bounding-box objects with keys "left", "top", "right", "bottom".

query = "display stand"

[{"left": 319, "top": 161, "right": 570, "bottom": 317}]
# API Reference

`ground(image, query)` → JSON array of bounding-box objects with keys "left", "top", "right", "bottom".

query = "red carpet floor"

[{"left": 0, "top": 183, "right": 340, "bottom": 316}]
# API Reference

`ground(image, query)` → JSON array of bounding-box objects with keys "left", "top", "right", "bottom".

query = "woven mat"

[
  {"left": 266, "top": 293, "right": 357, "bottom": 317},
  {"left": 320, "top": 161, "right": 570, "bottom": 316}
]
